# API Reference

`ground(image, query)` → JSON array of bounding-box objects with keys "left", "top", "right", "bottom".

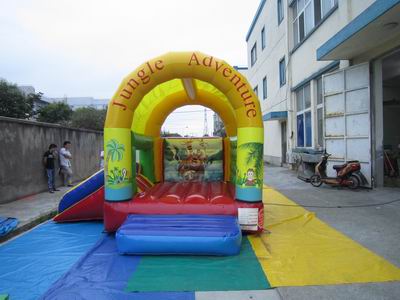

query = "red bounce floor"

[{"left": 104, "top": 181, "right": 263, "bottom": 232}]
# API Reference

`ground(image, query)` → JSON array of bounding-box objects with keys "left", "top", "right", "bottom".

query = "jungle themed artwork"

[
  {"left": 236, "top": 142, "right": 263, "bottom": 189},
  {"left": 163, "top": 138, "right": 223, "bottom": 182},
  {"left": 105, "top": 138, "right": 131, "bottom": 186},
  {"left": 104, "top": 128, "right": 133, "bottom": 201}
]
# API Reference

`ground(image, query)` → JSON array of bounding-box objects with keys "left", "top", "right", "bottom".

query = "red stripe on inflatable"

[
  {"left": 54, "top": 178, "right": 263, "bottom": 233},
  {"left": 53, "top": 187, "right": 104, "bottom": 222},
  {"left": 103, "top": 181, "right": 263, "bottom": 233}
]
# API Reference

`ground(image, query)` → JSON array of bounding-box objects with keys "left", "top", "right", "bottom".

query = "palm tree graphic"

[{"left": 105, "top": 139, "right": 125, "bottom": 182}]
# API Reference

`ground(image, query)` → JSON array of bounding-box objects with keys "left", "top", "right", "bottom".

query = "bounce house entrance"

[
  {"left": 55, "top": 51, "right": 265, "bottom": 255},
  {"left": 103, "top": 135, "right": 263, "bottom": 233},
  {"left": 163, "top": 137, "right": 224, "bottom": 182}
]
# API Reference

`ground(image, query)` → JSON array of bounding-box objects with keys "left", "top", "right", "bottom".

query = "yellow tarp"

[{"left": 249, "top": 186, "right": 400, "bottom": 287}]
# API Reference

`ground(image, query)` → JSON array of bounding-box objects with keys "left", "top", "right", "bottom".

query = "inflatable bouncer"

[{"left": 55, "top": 51, "right": 264, "bottom": 255}]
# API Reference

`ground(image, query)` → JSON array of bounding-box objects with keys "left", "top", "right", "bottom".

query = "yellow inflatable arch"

[{"left": 104, "top": 51, "right": 264, "bottom": 203}]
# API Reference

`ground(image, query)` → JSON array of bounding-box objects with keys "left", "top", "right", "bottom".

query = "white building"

[
  {"left": 246, "top": 0, "right": 400, "bottom": 187},
  {"left": 51, "top": 97, "right": 109, "bottom": 110},
  {"left": 17, "top": 85, "right": 50, "bottom": 114}
]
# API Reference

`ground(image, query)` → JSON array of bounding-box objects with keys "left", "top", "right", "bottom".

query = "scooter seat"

[{"left": 333, "top": 164, "right": 346, "bottom": 170}]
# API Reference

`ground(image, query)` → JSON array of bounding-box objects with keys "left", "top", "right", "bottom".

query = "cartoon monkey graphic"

[{"left": 245, "top": 168, "right": 256, "bottom": 186}]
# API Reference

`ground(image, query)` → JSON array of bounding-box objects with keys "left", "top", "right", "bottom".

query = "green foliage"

[
  {"left": 107, "top": 167, "right": 129, "bottom": 185},
  {"left": 106, "top": 139, "right": 125, "bottom": 162},
  {"left": 161, "top": 130, "right": 182, "bottom": 137},
  {"left": 213, "top": 126, "right": 226, "bottom": 137},
  {"left": 71, "top": 107, "right": 106, "bottom": 131},
  {"left": 0, "top": 80, "right": 34, "bottom": 119},
  {"left": 36, "top": 101, "right": 73, "bottom": 124},
  {"left": 239, "top": 142, "right": 264, "bottom": 181}
]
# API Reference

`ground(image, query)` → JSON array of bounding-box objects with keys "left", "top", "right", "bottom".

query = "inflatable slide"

[{"left": 54, "top": 169, "right": 153, "bottom": 222}]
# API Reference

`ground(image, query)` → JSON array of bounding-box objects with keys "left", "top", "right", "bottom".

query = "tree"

[
  {"left": 71, "top": 107, "right": 106, "bottom": 131},
  {"left": 213, "top": 126, "right": 226, "bottom": 137},
  {"left": 161, "top": 130, "right": 182, "bottom": 137},
  {"left": 27, "top": 92, "right": 44, "bottom": 114},
  {"left": 0, "top": 80, "right": 34, "bottom": 119},
  {"left": 36, "top": 101, "right": 73, "bottom": 124}
]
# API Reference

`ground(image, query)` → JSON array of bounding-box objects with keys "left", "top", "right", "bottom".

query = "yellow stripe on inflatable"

[
  {"left": 105, "top": 52, "right": 262, "bottom": 129},
  {"left": 249, "top": 186, "right": 400, "bottom": 287}
]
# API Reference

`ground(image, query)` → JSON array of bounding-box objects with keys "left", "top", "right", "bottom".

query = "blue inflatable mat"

[
  {"left": 0, "top": 217, "right": 18, "bottom": 237},
  {"left": 116, "top": 215, "right": 242, "bottom": 256}
]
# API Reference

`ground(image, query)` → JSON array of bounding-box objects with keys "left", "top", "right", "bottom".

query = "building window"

[
  {"left": 296, "top": 83, "right": 312, "bottom": 147},
  {"left": 262, "top": 76, "right": 267, "bottom": 100},
  {"left": 316, "top": 77, "right": 324, "bottom": 148},
  {"left": 279, "top": 57, "right": 286, "bottom": 87},
  {"left": 277, "top": 0, "right": 284, "bottom": 24},
  {"left": 293, "top": 0, "right": 337, "bottom": 46},
  {"left": 251, "top": 43, "right": 257, "bottom": 66},
  {"left": 253, "top": 85, "right": 259, "bottom": 97},
  {"left": 261, "top": 27, "right": 266, "bottom": 50}
]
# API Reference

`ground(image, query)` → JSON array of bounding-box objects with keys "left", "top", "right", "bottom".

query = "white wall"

[
  {"left": 264, "top": 121, "right": 282, "bottom": 159},
  {"left": 245, "top": 0, "right": 379, "bottom": 164},
  {"left": 288, "top": 0, "right": 376, "bottom": 152},
  {"left": 290, "top": 0, "right": 374, "bottom": 87},
  {"left": 246, "top": 0, "right": 289, "bottom": 162}
]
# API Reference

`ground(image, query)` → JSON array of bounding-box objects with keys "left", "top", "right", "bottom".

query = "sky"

[{"left": 0, "top": 0, "right": 260, "bottom": 135}]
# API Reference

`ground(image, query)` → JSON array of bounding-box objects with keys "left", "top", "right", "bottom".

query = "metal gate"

[{"left": 323, "top": 63, "right": 372, "bottom": 187}]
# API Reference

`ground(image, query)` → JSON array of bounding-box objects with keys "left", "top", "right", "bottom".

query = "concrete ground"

[
  {"left": 0, "top": 166, "right": 399, "bottom": 299},
  {"left": 0, "top": 186, "right": 70, "bottom": 243},
  {"left": 265, "top": 164, "right": 400, "bottom": 300}
]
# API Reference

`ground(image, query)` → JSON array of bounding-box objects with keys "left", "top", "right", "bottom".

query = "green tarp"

[{"left": 126, "top": 237, "right": 270, "bottom": 292}]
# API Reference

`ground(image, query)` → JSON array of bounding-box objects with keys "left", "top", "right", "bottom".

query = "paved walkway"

[
  {"left": 0, "top": 186, "right": 70, "bottom": 243},
  {"left": 265, "top": 164, "right": 400, "bottom": 300}
]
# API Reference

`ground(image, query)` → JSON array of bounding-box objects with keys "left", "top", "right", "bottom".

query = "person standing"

[
  {"left": 43, "top": 144, "right": 60, "bottom": 193},
  {"left": 60, "top": 141, "right": 73, "bottom": 187},
  {"left": 100, "top": 150, "right": 104, "bottom": 169}
]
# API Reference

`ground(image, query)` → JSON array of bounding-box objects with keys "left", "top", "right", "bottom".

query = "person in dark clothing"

[{"left": 43, "top": 144, "right": 60, "bottom": 193}]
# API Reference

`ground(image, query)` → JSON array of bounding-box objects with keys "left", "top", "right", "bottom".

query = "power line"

[{"left": 203, "top": 107, "right": 208, "bottom": 136}]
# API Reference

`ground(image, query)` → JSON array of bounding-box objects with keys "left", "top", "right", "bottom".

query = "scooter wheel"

[
  {"left": 348, "top": 175, "right": 360, "bottom": 189},
  {"left": 310, "top": 175, "right": 322, "bottom": 187}
]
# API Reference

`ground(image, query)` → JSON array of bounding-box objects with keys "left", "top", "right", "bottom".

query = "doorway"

[
  {"left": 281, "top": 121, "right": 287, "bottom": 165},
  {"left": 382, "top": 49, "right": 400, "bottom": 187}
]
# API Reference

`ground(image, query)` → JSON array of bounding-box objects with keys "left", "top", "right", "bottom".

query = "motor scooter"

[{"left": 310, "top": 153, "right": 367, "bottom": 189}]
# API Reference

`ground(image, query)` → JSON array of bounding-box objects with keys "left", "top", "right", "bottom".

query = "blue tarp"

[
  {"left": 41, "top": 234, "right": 194, "bottom": 300},
  {"left": 0, "top": 221, "right": 103, "bottom": 300},
  {"left": 0, "top": 217, "right": 18, "bottom": 237}
]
